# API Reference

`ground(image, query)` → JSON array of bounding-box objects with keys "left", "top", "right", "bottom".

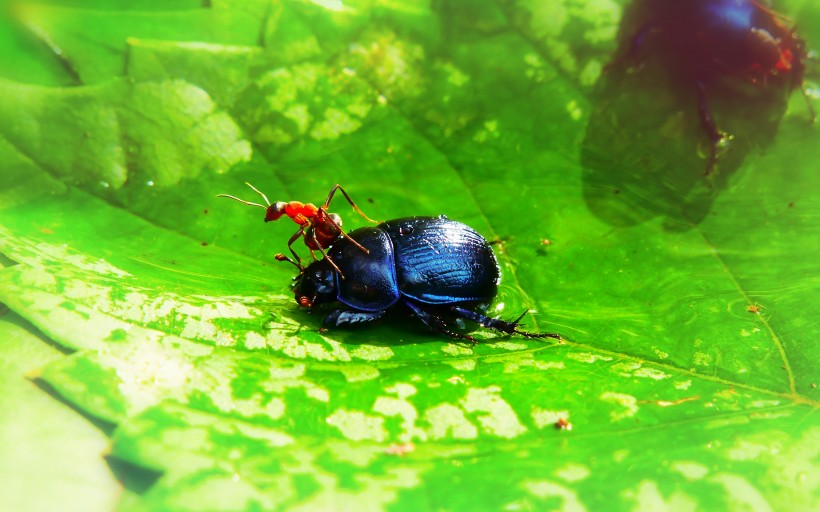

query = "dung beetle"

[
  {"left": 611, "top": 0, "right": 811, "bottom": 174},
  {"left": 292, "top": 216, "right": 561, "bottom": 343}
]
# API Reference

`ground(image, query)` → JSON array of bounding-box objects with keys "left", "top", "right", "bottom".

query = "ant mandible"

[{"left": 217, "top": 183, "right": 378, "bottom": 277}]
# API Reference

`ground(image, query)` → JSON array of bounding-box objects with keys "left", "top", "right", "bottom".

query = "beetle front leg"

[
  {"left": 450, "top": 306, "right": 562, "bottom": 340},
  {"left": 324, "top": 309, "right": 386, "bottom": 326},
  {"left": 405, "top": 302, "right": 476, "bottom": 345}
]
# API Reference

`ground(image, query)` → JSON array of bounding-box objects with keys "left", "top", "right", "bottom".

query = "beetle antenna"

[
  {"left": 275, "top": 253, "right": 304, "bottom": 272},
  {"left": 216, "top": 194, "right": 268, "bottom": 210},
  {"left": 244, "top": 182, "right": 272, "bottom": 207}
]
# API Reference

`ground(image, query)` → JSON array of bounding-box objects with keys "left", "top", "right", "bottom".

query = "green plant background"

[{"left": 0, "top": 0, "right": 818, "bottom": 510}]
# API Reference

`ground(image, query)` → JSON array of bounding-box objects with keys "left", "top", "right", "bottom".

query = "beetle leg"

[
  {"left": 324, "top": 309, "right": 386, "bottom": 326},
  {"left": 696, "top": 80, "right": 732, "bottom": 175},
  {"left": 323, "top": 184, "right": 380, "bottom": 224},
  {"left": 405, "top": 302, "right": 476, "bottom": 345},
  {"left": 450, "top": 306, "right": 562, "bottom": 340}
]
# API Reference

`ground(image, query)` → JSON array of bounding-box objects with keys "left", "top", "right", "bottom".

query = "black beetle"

[
  {"left": 292, "top": 216, "right": 560, "bottom": 343},
  {"left": 610, "top": 0, "right": 810, "bottom": 174}
]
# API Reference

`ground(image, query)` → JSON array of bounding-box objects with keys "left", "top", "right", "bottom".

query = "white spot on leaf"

[
  {"left": 326, "top": 409, "right": 386, "bottom": 442},
  {"left": 600, "top": 391, "right": 638, "bottom": 422},
  {"left": 521, "top": 479, "right": 586, "bottom": 512},
  {"left": 461, "top": 386, "right": 527, "bottom": 438},
  {"left": 671, "top": 461, "right": 708, "bottom": 481},
  {"left": 423, "top": 403, "right": 477, "bottom": 440}
]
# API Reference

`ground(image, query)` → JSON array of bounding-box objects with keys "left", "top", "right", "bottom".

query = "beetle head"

[{"left": 293, "top": 259, "right": 337, "bottom": 308}]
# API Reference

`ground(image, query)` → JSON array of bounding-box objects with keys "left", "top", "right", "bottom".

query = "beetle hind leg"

[
  {"left": 450, "top": 306, "right": 561, "bottom": 340},
  {"left": 696, "top": 81, "right": 733, "bottom": 175},
  {"left": 405, "top": 302, "right": 477, "bottom": 345}
]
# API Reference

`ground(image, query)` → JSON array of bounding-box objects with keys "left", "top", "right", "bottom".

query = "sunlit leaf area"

[{"left": 1, "top": 0, "right": 818, "bottom": 510}]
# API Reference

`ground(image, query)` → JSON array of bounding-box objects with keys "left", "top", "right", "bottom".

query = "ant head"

[
  {"left": 216, "top": 182, "right": 282, "bottom": 222},
  {"left": 264, "top": 202, "right": 289, "bottom": 223}
]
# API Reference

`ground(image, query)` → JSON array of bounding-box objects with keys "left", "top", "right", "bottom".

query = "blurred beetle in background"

[{"left": 609, "top": 0, "right": 811, "bottom": 175}]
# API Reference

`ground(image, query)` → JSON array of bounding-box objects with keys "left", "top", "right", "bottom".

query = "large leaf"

[
  {"left": 1, "top": 0, "right": 818, "bottom": 510},
  {"left": 0, "top": 313, "right": 123, "bottom": 512}
]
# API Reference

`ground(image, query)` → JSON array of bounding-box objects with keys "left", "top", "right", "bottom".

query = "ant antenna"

[
  {"left": 215, "top": 194, "right": 267, "bottom": 209},
  {"left": 275, "top": 253, "right": 304, "bottom": 272},
  {"left": 243, "top": 182, "right": 272, "bottom": 207},
  {"left": 215, "top": 182, "right": 272, "bottom": 209}
]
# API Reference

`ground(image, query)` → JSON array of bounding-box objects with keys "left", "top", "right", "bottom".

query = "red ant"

[{"left": 217, "top": 183, "right": 378, "bottom": 277}]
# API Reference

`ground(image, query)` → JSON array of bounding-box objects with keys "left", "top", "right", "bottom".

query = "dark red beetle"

[{"left": 610, "top": 0, "right": 811, "bottom": 174}]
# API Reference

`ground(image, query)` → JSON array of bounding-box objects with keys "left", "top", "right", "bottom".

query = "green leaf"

[
  {"left": 0, "top": 312, "right": 123, "bottom": 512},
  {"left": 1, "top": 0, "right": 818, "bottom": 510}
]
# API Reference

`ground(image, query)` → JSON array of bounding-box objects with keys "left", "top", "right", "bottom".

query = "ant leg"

[
  {"left": 405, "top": 302, "right": 476, "bottom": 345},
  {"left": 750, "top": 0, "right": 789, "bottom": 21},
  {"left": 321, "top": 213, "right": 370, "bottom": 255},
  {"left": 320, "top": 249, "right": 345, "bottom": 279},
  {"left": 450, "top": 306, "right": 562, "bottom": 340},
  {"left": 307, "top": 228, "right": 347, "bottom": 280},
  {"left": 324, "top": 184, "right": 380, "bottom": 224},
  {"left": 696, "top": 81, "right": 731, "bottom": 175},
  {"left": 286, "top": 226, "right": 307, "bottom": 266},
  {"left": 275, "top": 253, "right": 304, "bottom": 272}
]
